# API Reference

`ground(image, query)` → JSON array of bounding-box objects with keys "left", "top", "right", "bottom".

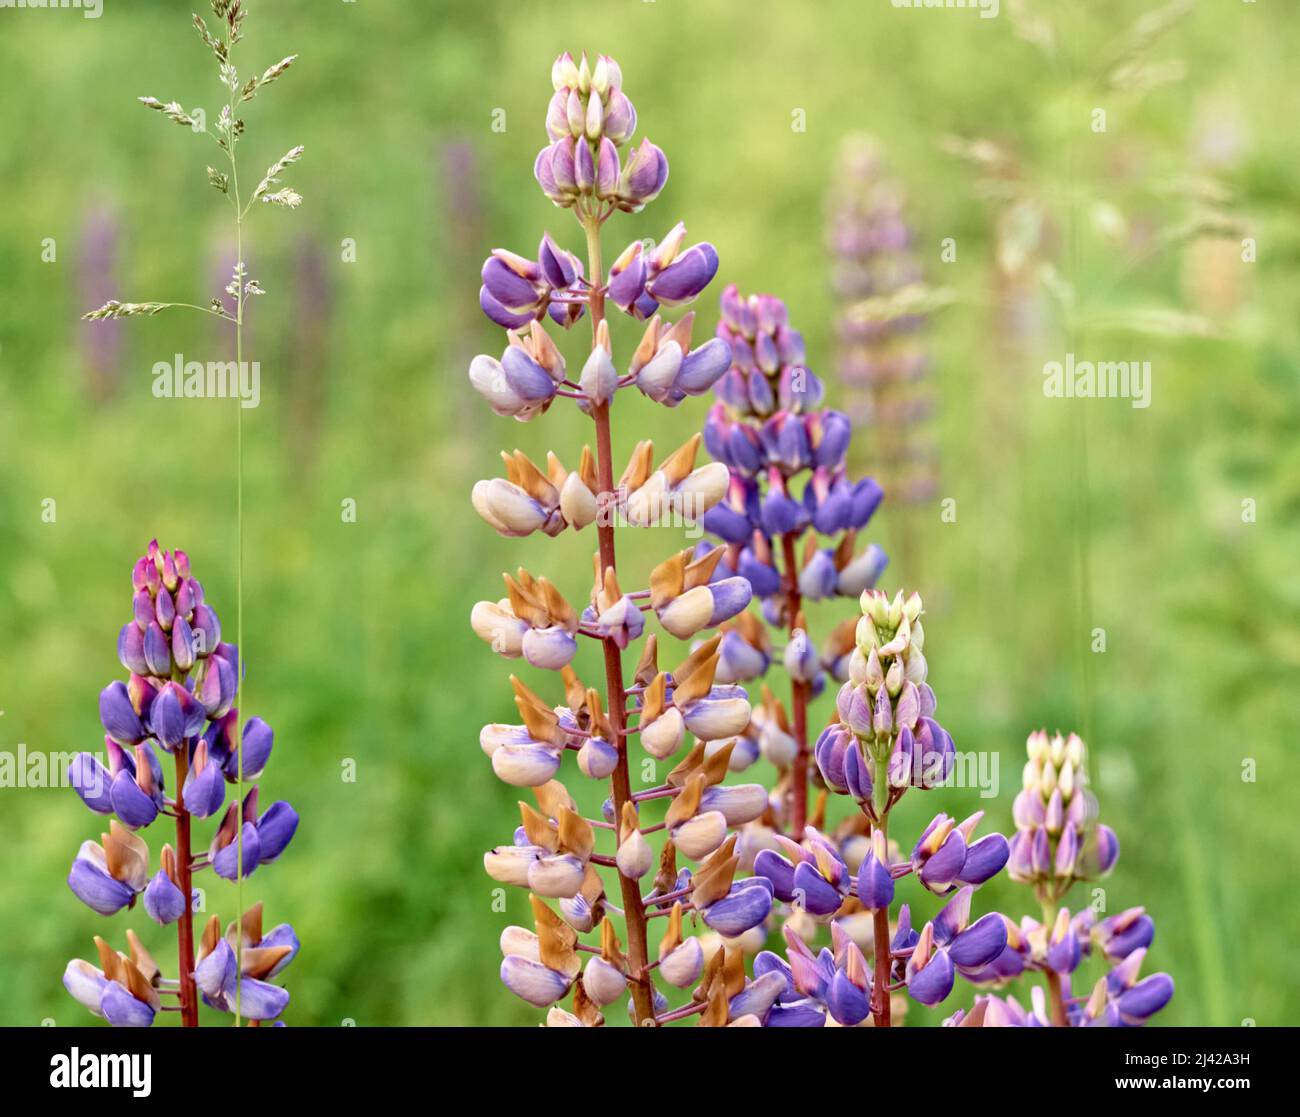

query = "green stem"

[
  {"left": 225, "top": 47, "right": 247, "bottom": 1030},
  {"left": 871, "top": 812, "right": 891, "bottom": 1028},
  {"left": 1039, "top": 895, "right": 1067, "bottom": 1026}
]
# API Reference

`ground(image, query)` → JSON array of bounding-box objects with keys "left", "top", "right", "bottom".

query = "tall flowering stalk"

[
  {"left": 944, "top": 731, "right": 1174, "bottom": 1028},
  {"left": 700, "top": 287, "right": 887, "bottom": 837},
  {"left": 826, "top": 137, "right": 936, "bottom": 576},
  {"left": 747, "top": 589, "right": 1011, "bottom": 1026},
  {"left": 64, "top": 542, "right": 299, "bottom": 1026},
  {"left": 72, "top": 2, "right": 303, "bottom": 1027},
  {"left": 470, "top": 52, "right": 784, "bottom": 1027}
]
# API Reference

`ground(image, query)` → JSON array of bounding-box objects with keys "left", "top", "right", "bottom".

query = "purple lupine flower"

[
  {"left": 67, "top": 822, "right": 149, "bottom": 916},
  {"left": 910, "top": 811, "right": 1010, "bottom": 894},
  {"left": 64, "top": 933, "right": 160, "bottom": 1028},
  {"left": 65, "top": 538, "right": 299, "bottom": 1027},
  {"left": 1010, "top": 730, "right": 1119, "bottom": 892},
  {"left": 143, "top": 844, "right": 189, "bottom": 926},
  {"left": 698, "top": 292, "right": 888, "bottom": 831},
  {"left": 194, "top": 904, "right": 296, "bottom": 1021},
  {"left": 827, "top": 136, "right": 937, "bottom": 510},
  {"left": 478, "top": 236, "right": 587, "bottom": 331}
]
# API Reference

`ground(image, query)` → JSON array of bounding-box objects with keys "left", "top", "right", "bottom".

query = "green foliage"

[{"left": 0, "top": 0, "right": 1297, "bottom": 1026}]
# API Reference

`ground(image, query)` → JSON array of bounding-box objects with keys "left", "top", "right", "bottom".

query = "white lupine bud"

[
  {"left": 625, "top": 471, "right": 669, "bottom": 527},
  {"left": 591, "top": 55, "right": 612, "bottom": 97},
  {"left": 1022, "top": 758, "right": 1041, "bottom": 792},
  {"left": 1026, "top": 730, "right": 1050, "bottom": 763},
  {"left": 468, "top": 354, "right": 523, "bottom": 415},
  {"left": 671, "top": 810, "right": 728, "bottom": 859},
  {"left": 723, "top": 924, "right": 769, "bottom": 954},
  {"left": 855, "top": 613, "right": 879, "bottom": 652},
  {"left": 904, "top": 647, "right": 928, "bottom": 686},
  {"left": 553, "top": 52, "right": 579, "bottom": 92},
  {"left": 637, "top": 341, "right": 683, "bottom": 397},
  {"left": 545, "top": 1008, "right": 585, "bottom": 1027},
  {"left": 760, "top": 723, "right": 797, "bottom": 768},
  {"left": 659, "top": 938, "right": 704, "bottom": 988},
  {"left": 862, "top": 590, "right": 889, "bottom": 625},
  {"left": 579, "top": 345, "right": 617, "bottom": 405},
  {"left": 578, "top": 737, "right": 619, "bottom": 779},
  {"left": 675, "top": 462, "right": 729, "bottom": 518},
  {"left": 699, "top": 783, "right": 768, "bottom": 826},
  {"left": 585, "top": 92, "right": 604, "bottom": 140},
  {"left": 1040, "top": 760, "right": 1058, "bottom": 798},
  {"left": 704, "top": 735, "right": 756, "bottom": 772},
  {"left": 1049, "top": 733, "right": 1067, "bottom": 769},
  {"left": 848, "top": 647, "right": 869, "bottom": 685},
  {"left": 470, "top": 600, "right": 527, "bottom": 658},
  {"left": 527, "top": 853, "right": 586, "bottom": 898},
  {"left": 500, "top": 954, "right": 571, "bottom": 1007},
  {"left": 640, "top": 707, "right": 684, "bottom": 758},
  {"left": 616, "top": 828, "right": 653, "bottom": 878},
  {"left": 887, "top": 593, "right": 904, "bottom": 628},
  {"left": 657, "top": 585, "right": 715, "bottom": 639},
  {"left": 479, "top": 723, "right": 531, "bottom": 757},
  {"left": 559, "top": 893, "right": 598, "bottom": 933},
  {"left": 682, "top": 697, "right": 751, "bottom": 741},
  {"left": 521, "top": 626, "right": 579, "bottom": 670},
  {"left": 491, "top": 742, "right": 561, "bottom": 786},
  {"left": 474, "top": 479, "right": 547, "bottom": 536},
  {"left": 499, "top": 926, "right": 541, "bottom": 960},
  {"left": 1058, "top": 758, "right": 1075, "bottom": 800},
  {"left": 483, "top": 846, "right": 537, "bottom": 887},
  {"left": 62, "top": 961, "right": 106, "bottom": 1014},
  {"left": 582, "top": 956, "right": 626, "bottom": 1005},
  {"left": 1067, "top": 732, "right": 1086, "bottom": 767},
  {"left": 559, "top": 471, "right": 598, "bottom": 530}
]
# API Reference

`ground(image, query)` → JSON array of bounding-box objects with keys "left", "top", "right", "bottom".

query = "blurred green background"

[{"left": 1, "top": 0, "right": 1297, "bottom": 1026}]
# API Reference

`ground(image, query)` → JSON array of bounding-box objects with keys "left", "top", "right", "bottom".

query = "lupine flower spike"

[
  {"left": 827, "top": 137, "right": 937, "bottom": 518},
  {"left": 701, "top": 286, "right": 888, "bottom": 843},
  {"left": 468, "top": 51, "right": 802, "bottom": 1027},
  {"left": 72, "top": 5, "right": 301, "bottom": 1027},
  {"left": 64, "top": 542, "right": 298, "bottom": 1026},
  {"left": 746, "top": 589, "right": 1010, "bottom": 1026},
  {"left": 943, "top": 731, "right": 1173, "bottom": 1028}
]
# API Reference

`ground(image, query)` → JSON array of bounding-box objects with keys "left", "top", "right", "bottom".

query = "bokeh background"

[{"left": 2, "top": 0, "right": 1297, "bottom": 1026}]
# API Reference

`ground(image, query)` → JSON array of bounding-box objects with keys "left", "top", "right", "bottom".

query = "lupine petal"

[
  {"left": 256, "top": 801, "right": 299, "bottom": 863},
  {"left": 143, "top": 870, "right": 187, "bottom": 925},
  {"left": 907, "top": 949, "right": 956, "bottom": 1006},
  {"left": 99, "top": 981, "right": 155, "bottom": 1027},
  {"left": 948, "top": 913, "right": 1009, "bottom": 969}
]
